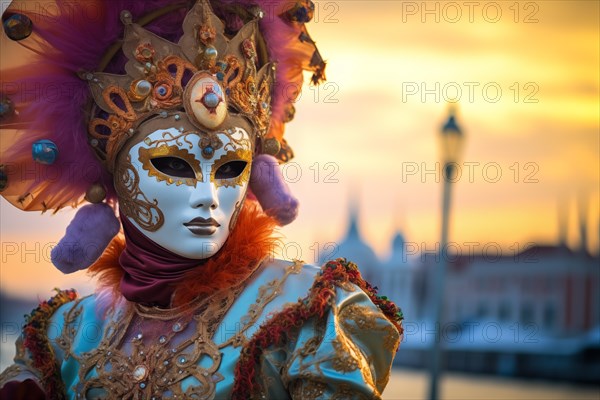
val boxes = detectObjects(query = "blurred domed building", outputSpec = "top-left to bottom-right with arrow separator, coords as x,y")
322,201 -> 381,285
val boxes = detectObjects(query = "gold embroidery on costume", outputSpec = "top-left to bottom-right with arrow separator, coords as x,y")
290,379 -> 328,400
56,298 -> 85,361
115,154 -> 165,231
331,383 -> 371,400
330,337 -> 359,373
70,286 -> 241,399
338,303 -> 399,390
297,321 -> 326,358
55,261 -> 303,399
338,303 -> 401,354
281,302 -> 385,397
223,260 -> 304,348
139,144 -> 203,186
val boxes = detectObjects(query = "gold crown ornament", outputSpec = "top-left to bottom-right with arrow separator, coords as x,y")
84,0 -> 275,173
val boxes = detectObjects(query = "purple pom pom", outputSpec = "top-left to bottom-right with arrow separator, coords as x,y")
250,154 -> 299,226
51,203 -> 120,274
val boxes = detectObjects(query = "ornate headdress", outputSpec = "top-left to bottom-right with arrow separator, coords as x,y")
0,0 -> 325,271
86,2 -> 276,173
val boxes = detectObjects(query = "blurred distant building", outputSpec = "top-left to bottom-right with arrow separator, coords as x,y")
322,201 -> 381,284
325,203 -> 600,382
441,245 -> 598,337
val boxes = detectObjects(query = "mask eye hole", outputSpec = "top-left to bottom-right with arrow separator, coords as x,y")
150,157 -> 196,179
215,160 -> 247,179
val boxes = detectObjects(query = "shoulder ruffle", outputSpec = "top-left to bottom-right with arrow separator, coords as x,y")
231,258 -> 403,398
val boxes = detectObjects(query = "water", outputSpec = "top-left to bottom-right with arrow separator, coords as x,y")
383,368 -> 600,400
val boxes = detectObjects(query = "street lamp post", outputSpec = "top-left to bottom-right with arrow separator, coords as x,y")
428,106 -> 465,400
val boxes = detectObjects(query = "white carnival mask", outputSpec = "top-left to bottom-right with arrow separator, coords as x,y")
114,115 -> 252,259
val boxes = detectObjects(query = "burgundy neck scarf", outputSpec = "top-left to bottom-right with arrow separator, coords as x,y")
119,215 -> 202,307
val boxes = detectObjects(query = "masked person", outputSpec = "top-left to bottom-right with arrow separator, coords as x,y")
0,1 -> 403,398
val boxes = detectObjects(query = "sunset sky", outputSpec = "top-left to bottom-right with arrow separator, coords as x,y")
1,0 -> 598,299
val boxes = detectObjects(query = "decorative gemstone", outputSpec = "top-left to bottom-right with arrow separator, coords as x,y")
198,25 -> 216,45
135,332 -> 143,340
133,365 -> 148,382
242,39 -> 256,59
163,360 -> 169,366
85,184 -> 106,204
172,322 -> 183,332
90,138 -> 99,147
140,382 -> 146,389
185,73 -> 227,129
129,80 -> 152,101
0,94 -> 15,120
31,139 -> 58,165
204,46 -> 218,60
179,357 -> 187,364
3,13 -> 33,41
159,335 -> 167,344
174,114 -> 181,121
202,146 -> 214,157
262,138 -> 281,156
248,82 -> 257,94
201,91 -> 220,109
261,101 -> 269,110
154,83 -> 172,100
250,6 -> 265,19
216,61 -> 227,71
144,138 -> 152,145
120,10 -> 132,24
216,72 -> 225,81
160,111 -> 168,118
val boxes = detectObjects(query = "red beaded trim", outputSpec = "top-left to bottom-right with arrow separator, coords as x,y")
22,288 -> 78,400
